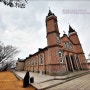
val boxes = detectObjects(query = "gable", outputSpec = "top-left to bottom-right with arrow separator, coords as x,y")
60,34 -> 75,51
61,34 -> 73,45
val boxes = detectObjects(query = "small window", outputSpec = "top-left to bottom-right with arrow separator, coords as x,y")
40,55 -> 43,65
34,59 -> 37,66
64,42 -> 72,50
64,42 -> 67,48
66,42 -> 69,48
68,43 -> 72,50
59,51 -> 63,63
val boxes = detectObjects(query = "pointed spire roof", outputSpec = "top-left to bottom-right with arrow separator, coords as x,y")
46,9 -> 57,22
48,9 -> 55,16
69,25 -> 75,33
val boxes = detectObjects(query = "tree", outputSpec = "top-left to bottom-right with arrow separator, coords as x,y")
0,0 -> 28,8
0,42 -> 19,71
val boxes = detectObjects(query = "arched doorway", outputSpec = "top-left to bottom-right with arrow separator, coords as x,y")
65,55 -> 73,71
70,55 -> 78,70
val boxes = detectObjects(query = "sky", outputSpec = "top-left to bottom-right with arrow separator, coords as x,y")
0,0 -> 90,60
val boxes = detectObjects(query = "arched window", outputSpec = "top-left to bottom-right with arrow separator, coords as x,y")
64,42 -> 67,48
59,51 -> 63,63
40,55 -> 43,65
34,59 -> 37,66
68,43 -> 72,50
64,41 -> 73,50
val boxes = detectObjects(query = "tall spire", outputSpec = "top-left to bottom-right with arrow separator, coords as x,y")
47,9 -> 55,16
69,25 -> 75,33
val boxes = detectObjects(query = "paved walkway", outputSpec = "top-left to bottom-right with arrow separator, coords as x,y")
14,71 -> 55,83
14,70 -> 90,90
46,74 -> 90,90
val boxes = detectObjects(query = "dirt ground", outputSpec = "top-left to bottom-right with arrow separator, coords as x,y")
0,71 -> 36,90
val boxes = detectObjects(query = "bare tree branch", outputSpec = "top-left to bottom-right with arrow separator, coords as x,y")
0,42 -> 19,71
0,0 -> 28,8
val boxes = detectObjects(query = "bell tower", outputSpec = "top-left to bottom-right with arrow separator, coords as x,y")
45,10 -> 62,75
68,25 -> 88,69
46,10 -> 60,47
68,25 -> 83,53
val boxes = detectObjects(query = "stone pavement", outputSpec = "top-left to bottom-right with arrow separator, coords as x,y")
14,71 -> 55,83
46,74 -> 90,90
15,71 -> 62,89
14,70 -> 90,90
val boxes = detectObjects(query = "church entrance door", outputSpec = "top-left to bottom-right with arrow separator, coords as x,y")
70,55 -> 78,70
65,55 -> 73,71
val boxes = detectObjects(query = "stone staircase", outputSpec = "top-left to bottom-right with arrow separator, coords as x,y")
54,70 -> 90,80
64,70 -> 90,81
36,70 -> 90,90
42,70 -> 90,90
14,70 -> 90,90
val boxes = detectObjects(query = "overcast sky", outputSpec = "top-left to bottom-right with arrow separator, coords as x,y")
0,0 -> 90,59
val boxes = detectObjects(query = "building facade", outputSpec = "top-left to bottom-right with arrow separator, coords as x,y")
16,58 -> 25,71
24,10 -> 88,75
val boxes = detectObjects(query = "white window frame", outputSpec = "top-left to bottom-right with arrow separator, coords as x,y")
40,55 -> 43,65
64,42 -> 67,48
59,51 -> 63,63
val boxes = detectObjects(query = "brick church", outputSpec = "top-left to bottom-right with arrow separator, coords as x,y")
24,10 -> 88,75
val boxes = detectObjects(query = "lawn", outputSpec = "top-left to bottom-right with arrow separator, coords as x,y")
0,71 -> 36,90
